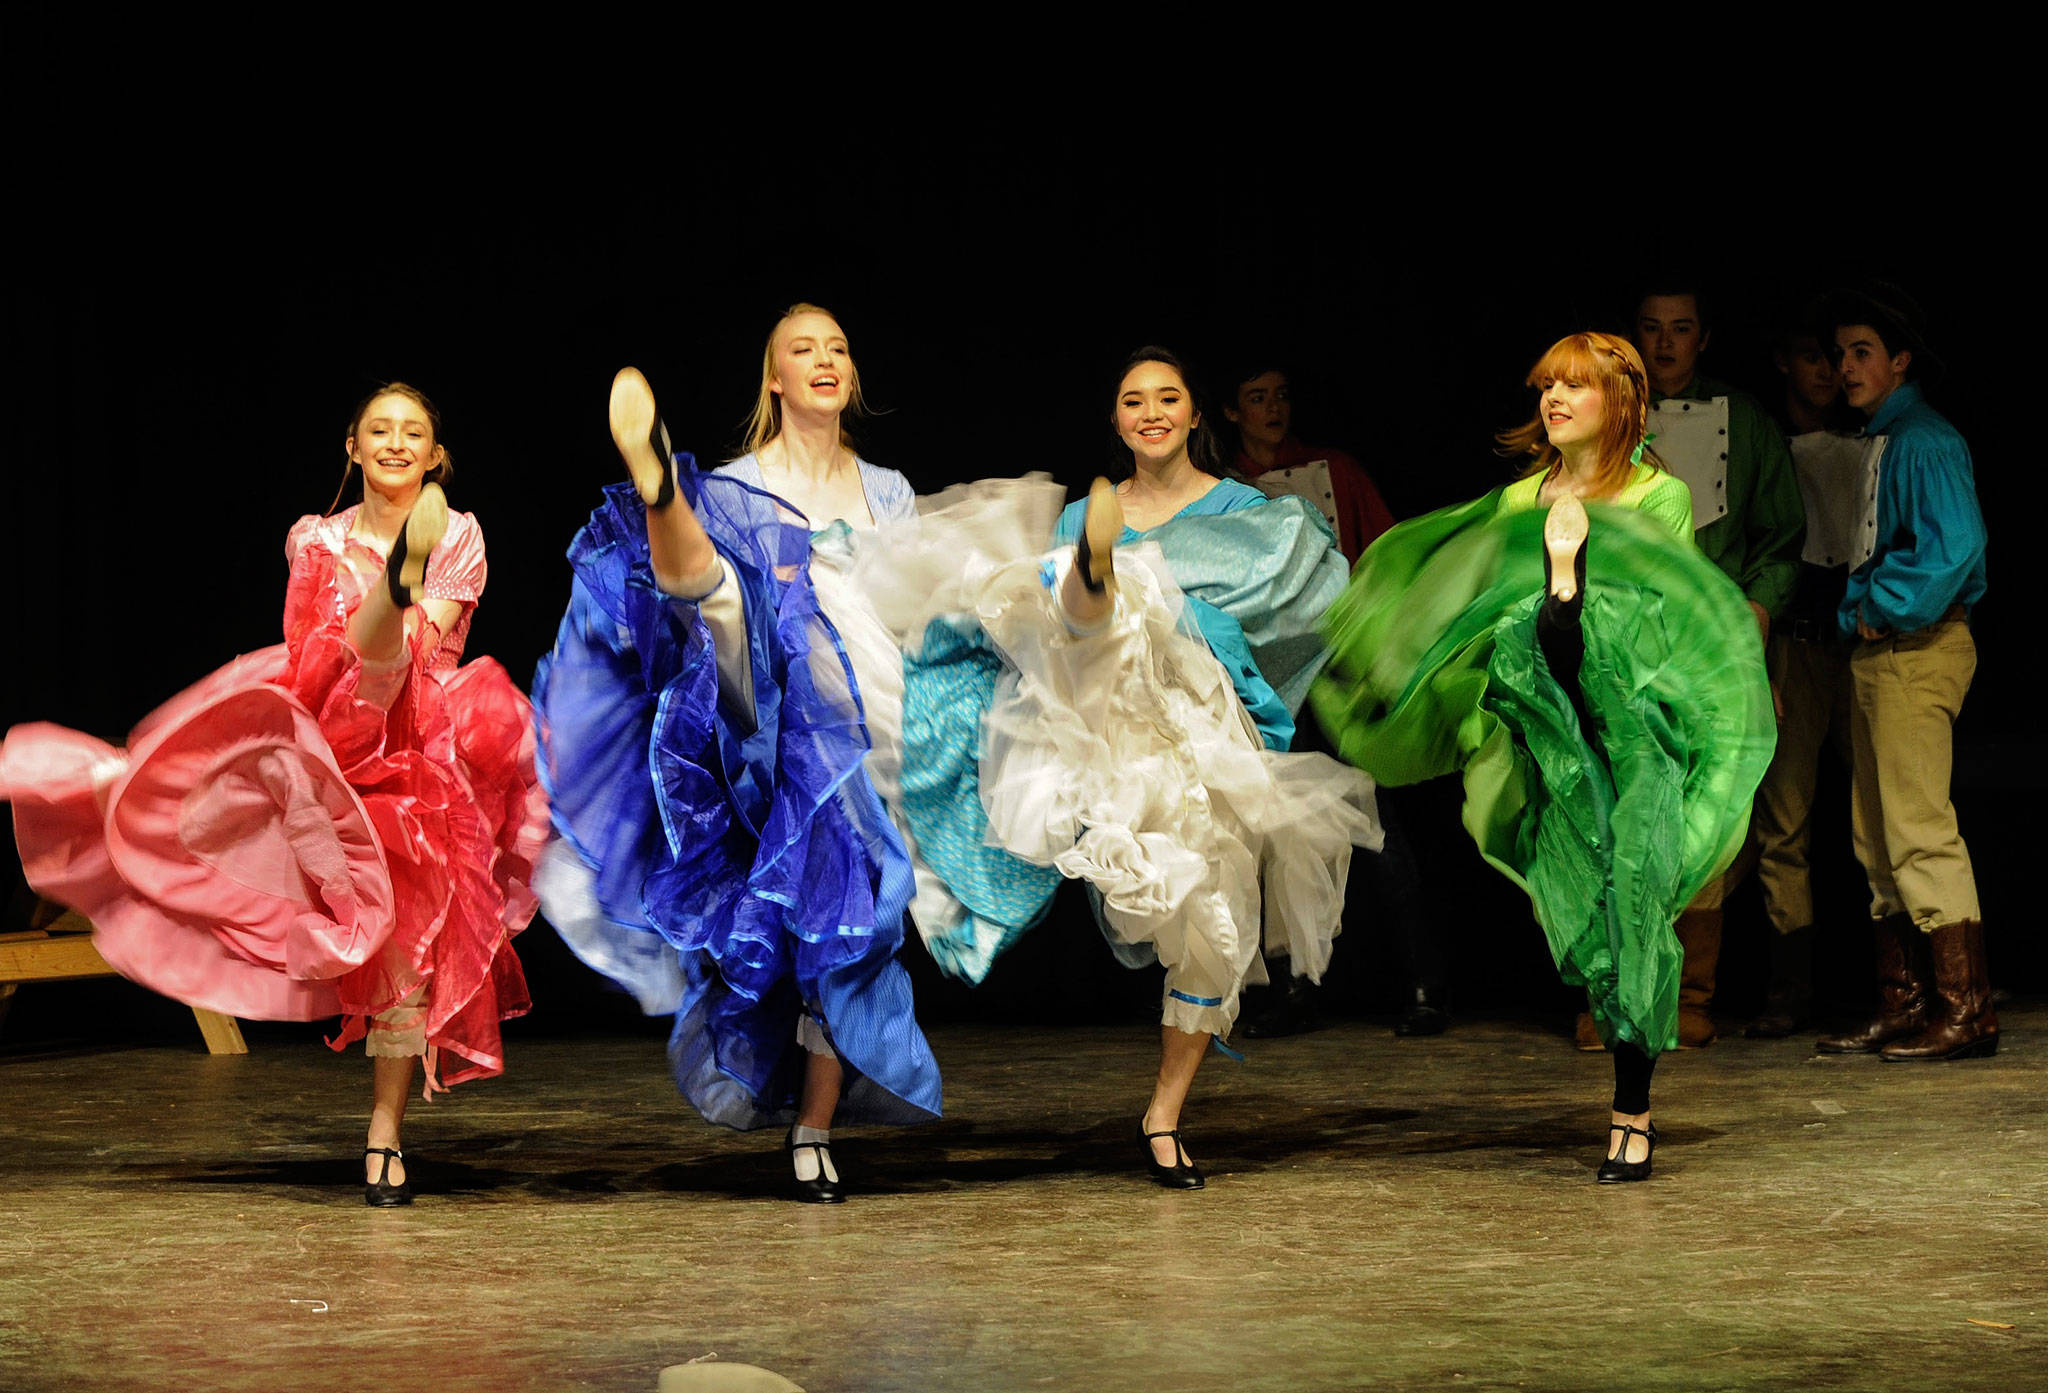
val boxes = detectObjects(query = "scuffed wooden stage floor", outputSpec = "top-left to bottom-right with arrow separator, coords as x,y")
2,1010 -> 2041,1392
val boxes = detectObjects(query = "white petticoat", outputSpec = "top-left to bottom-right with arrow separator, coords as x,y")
857,476 -> 1382,1037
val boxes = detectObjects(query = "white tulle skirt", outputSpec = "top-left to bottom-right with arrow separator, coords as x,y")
857,476 -> 1382,1037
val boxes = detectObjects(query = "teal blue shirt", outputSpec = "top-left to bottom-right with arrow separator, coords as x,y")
1840,382 -> 1987,634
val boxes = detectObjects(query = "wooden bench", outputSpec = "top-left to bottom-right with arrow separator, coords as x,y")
0,905 -> 247,1054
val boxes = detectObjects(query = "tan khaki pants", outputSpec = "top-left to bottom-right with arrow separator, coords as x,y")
1848,617 -> 1979,929
1750,632 -> 1855,931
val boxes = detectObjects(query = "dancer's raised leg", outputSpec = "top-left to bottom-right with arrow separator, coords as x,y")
1541,495 -> 1658,1181
611,367 -> 719,596
348,482 -> 448,665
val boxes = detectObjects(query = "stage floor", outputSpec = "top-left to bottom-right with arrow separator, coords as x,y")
2,1010 -> 2041,1392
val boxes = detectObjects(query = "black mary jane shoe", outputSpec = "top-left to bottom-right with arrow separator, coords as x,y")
364,1146 -> 413,1207
1595,1122 -> 1657,1185
1074,476 -> 1122,594
786,1129 -> 846,1205
1141,1125 -> 1206,1190
383,482 -> 448,609
609,366 -> 678,510
1542,493 -> 1590,610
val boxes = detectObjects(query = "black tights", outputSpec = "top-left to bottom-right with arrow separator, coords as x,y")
1540,581 -> 1656,1118
1612,1043 -> 1655,1115
1536,587 -> 1597,742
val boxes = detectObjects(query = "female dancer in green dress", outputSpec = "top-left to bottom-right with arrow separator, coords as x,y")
1313,332 -> 1774,1181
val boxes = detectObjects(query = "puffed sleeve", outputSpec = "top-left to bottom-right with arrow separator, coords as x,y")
284,513 -> 325,568
1642,476 -> 1696,542
1854,436 -> 1987,633
869,466 -> 918,523
424,511 -> 489,605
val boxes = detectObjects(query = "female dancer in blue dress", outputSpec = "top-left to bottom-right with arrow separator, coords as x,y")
859,347 -> 1380,1188
535,304 -> 938,1203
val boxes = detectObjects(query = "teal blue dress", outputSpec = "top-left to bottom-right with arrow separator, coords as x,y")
895,479 -> 1358,993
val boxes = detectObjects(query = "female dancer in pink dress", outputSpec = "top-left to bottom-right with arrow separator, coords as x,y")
0,384 -> 546,1205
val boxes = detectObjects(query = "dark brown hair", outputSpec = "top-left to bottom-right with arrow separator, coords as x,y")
327,381 -> 453,514
1112,345 -> 1225,475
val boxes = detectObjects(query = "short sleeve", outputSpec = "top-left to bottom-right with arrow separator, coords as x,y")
1051,499 -> 1085,546
1205,479 -> 1269,514
865,464 -> 918,523
423,511 -> 488,605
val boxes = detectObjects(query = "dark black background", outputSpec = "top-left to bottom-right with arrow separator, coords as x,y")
4,124 -> 2032,1050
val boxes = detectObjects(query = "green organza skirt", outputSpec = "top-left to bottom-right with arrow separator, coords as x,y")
1311,490 -> 1775,1055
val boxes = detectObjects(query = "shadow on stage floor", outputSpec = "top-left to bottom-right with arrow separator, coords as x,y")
2,1012 -> 2040,1393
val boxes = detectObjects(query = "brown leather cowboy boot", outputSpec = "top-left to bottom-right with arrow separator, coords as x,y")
1880,921 -> 1998,1061
1674,908 -> 1722,1047
1817,912 -> 1928,1052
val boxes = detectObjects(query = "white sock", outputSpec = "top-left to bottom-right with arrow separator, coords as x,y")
791,1125 -> 837,1183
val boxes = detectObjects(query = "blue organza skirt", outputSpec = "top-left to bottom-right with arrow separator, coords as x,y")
533,465 -> 939,1129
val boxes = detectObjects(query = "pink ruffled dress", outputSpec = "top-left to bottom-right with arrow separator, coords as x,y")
0,507 -> 547,1090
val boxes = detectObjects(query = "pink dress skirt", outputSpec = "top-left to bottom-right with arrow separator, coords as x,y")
0,508 -> 547,1089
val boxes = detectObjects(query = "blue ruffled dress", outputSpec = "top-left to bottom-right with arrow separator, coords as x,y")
532,458 -> 940,1130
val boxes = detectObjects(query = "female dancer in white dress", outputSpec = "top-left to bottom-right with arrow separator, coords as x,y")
854,347 -> 1381,1188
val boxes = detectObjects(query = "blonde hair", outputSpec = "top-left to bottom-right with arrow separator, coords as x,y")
739,302 -> 867,457
328,381 -> 452,514
1495,332 -> 1662,498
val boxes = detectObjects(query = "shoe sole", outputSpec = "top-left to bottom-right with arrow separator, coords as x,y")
1544,494 -> 1588,602
1879,1036 -> 1999,1062
610,366 -> 668,505
1082,477 -> 1123,588
396,484 -> 448,605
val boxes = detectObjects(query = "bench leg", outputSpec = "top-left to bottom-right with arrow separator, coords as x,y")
192,1009 -> 248,1055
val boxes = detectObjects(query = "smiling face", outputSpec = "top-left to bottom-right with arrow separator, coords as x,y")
768,310 -> 855,420
1227,370 -> 1292,452
1538,371 -> 1606,451
1635,294 -> 1709,396
346,391 -> 443,500
1116,360 -> 1201,466
1834,323 -> 1911,416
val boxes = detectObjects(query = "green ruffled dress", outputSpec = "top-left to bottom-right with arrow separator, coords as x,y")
1311,467 -> 1774,1055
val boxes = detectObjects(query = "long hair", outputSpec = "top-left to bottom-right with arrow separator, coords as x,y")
327,381 -> 453,514
1112,345 -> 1226,475
739,302 -> 868,458
1494,332 -> 1661,497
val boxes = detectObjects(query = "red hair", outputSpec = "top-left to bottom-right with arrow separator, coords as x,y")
1495,332 -> 1662,498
